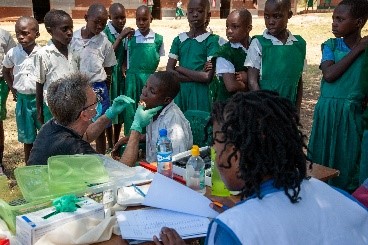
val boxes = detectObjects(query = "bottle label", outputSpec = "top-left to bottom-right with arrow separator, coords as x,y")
157,151 -> 172,163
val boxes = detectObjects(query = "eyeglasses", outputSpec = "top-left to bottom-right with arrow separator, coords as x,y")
82,96 -> 101,112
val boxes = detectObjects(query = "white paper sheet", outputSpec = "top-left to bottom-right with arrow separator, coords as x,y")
142,173 -> 219,218
116,209 -> 209,241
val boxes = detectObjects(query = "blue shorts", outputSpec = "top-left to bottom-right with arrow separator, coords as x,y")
16,93 -> 41,144
92,81 -> 111,128
0,78 -> 9,121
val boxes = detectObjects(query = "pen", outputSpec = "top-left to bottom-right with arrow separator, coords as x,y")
132,184 -> 146,197
212,201 -> 229,210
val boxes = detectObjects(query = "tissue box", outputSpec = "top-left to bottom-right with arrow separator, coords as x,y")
15,197 -> 104,245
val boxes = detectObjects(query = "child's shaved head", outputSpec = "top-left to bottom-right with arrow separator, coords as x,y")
266,0 -> 291,11
153,71 -> 180,99
136,5 -> 150,15
87,3 -> 108,17
109,3 -> 125,14
16,16 -> 39,32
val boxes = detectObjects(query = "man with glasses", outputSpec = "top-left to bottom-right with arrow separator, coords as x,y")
27,72 -> 160,165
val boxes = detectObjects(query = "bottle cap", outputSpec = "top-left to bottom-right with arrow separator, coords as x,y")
159,129 -> 168,137
191,145 -> 200,156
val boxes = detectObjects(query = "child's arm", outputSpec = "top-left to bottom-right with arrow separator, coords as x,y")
120,130 -> 141,167
166,57 -> 191,81
296,77 -> 303,115
112,27 -> 134,51
175,62 -> 215,83
247,67 -> 260,90
322,36 -> 368,82
223,72 -> 248,92
2,67 -> 16,101
104,66 -> 112,91
36,83 -> 44,124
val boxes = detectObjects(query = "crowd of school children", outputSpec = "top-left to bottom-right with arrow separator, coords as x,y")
0,0 -> 368,243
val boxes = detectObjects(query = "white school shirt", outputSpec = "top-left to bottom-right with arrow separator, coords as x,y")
216,42 -> 248,76
244,29 -> 301,79
0,28 -> 16,77
2,44 -> 41,94
71,28 -> 117,83
145,101 -> 193,163
207,178 -> 368,244
34,40 -> 79,102
107,21 -> 120,39
126,29 -> 165,70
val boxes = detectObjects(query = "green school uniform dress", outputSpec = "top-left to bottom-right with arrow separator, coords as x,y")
360,47 -> 368,185
255,35 -> 306,105
308,39 -> 368,192
169,32 -> 220,113
212,42 -> 248,102
124,32 -> 163,135
104,24 -> 126,124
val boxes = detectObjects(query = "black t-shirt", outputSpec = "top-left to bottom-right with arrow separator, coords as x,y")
27,119 -> 97,165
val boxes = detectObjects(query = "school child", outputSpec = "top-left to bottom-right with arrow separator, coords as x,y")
34,10 -> 78,125
244,0 -> 306,112
151,91 -> 368,245
213,9 -> 252,102
2,17 -> 41,163
0,28 -> 16,172
104,3 -> 134,148
71,4 -> 117,154
308,0 -> 368,192
112,71 -> 192,166
175,0 -> 185,20
166,0 -> 220,113
124,5 -> 165,136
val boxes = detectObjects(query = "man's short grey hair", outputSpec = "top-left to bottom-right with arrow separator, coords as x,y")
47,73 -> 90,126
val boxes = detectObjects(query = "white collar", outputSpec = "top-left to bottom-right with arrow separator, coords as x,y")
17,43 -> 41,55
178,32 -> 211,43
134,29 -> 155,38
74,28 -> 103,43
107,21 -> 119,37
262,29 -> 298,44
47,40 -> 71,56
154,101 -> 175,121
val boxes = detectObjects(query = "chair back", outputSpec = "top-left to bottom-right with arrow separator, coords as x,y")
184,110 -> 211,147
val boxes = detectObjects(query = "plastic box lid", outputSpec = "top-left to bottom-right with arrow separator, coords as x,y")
47,155 -> 109,186
14,165 -> 86,203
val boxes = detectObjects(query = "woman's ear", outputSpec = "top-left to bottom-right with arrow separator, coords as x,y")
356,18 -> 364,29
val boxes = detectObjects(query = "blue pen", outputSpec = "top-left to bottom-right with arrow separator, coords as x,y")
132,184 -> 146,197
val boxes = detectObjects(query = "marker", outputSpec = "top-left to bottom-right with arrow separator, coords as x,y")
212,201 -> 229,210
132,184 -> 146,197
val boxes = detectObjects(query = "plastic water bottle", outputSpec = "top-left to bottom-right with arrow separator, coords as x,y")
211,147 -> 230,196
186,145 -> 205,194
156,129 -> 173,179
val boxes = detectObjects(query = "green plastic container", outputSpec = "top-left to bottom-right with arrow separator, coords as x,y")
48,155 -> 109,187
0,197 -> 51,233
14,165 -> 86,202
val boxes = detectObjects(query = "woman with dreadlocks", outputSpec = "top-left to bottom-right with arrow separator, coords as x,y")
152,91 -> 368,245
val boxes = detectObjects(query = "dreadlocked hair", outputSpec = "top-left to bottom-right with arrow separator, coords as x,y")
210,90 -> 308,203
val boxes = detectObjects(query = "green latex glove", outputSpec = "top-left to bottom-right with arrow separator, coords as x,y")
105,95 -> 134,120
131,105 -> 163,133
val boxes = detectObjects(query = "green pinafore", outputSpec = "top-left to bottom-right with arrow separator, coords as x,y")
124,34 -> 163,135
212,42 -> 248,102
308,39 -> 368,191
173,33 -> 220,113
257,35 -> 306,105
104,26 -> 126,124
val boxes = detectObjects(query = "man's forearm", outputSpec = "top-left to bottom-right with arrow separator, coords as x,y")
120,130 -> 141,167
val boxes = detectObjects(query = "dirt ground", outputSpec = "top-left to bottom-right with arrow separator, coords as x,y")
0,13 -> 367,199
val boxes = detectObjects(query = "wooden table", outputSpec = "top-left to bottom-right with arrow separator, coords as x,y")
307,162 -> 340,182
97,162 -> 339,244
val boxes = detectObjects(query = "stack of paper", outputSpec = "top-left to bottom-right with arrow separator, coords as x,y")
117,209 -> 209,240
116,174 -> 219,241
